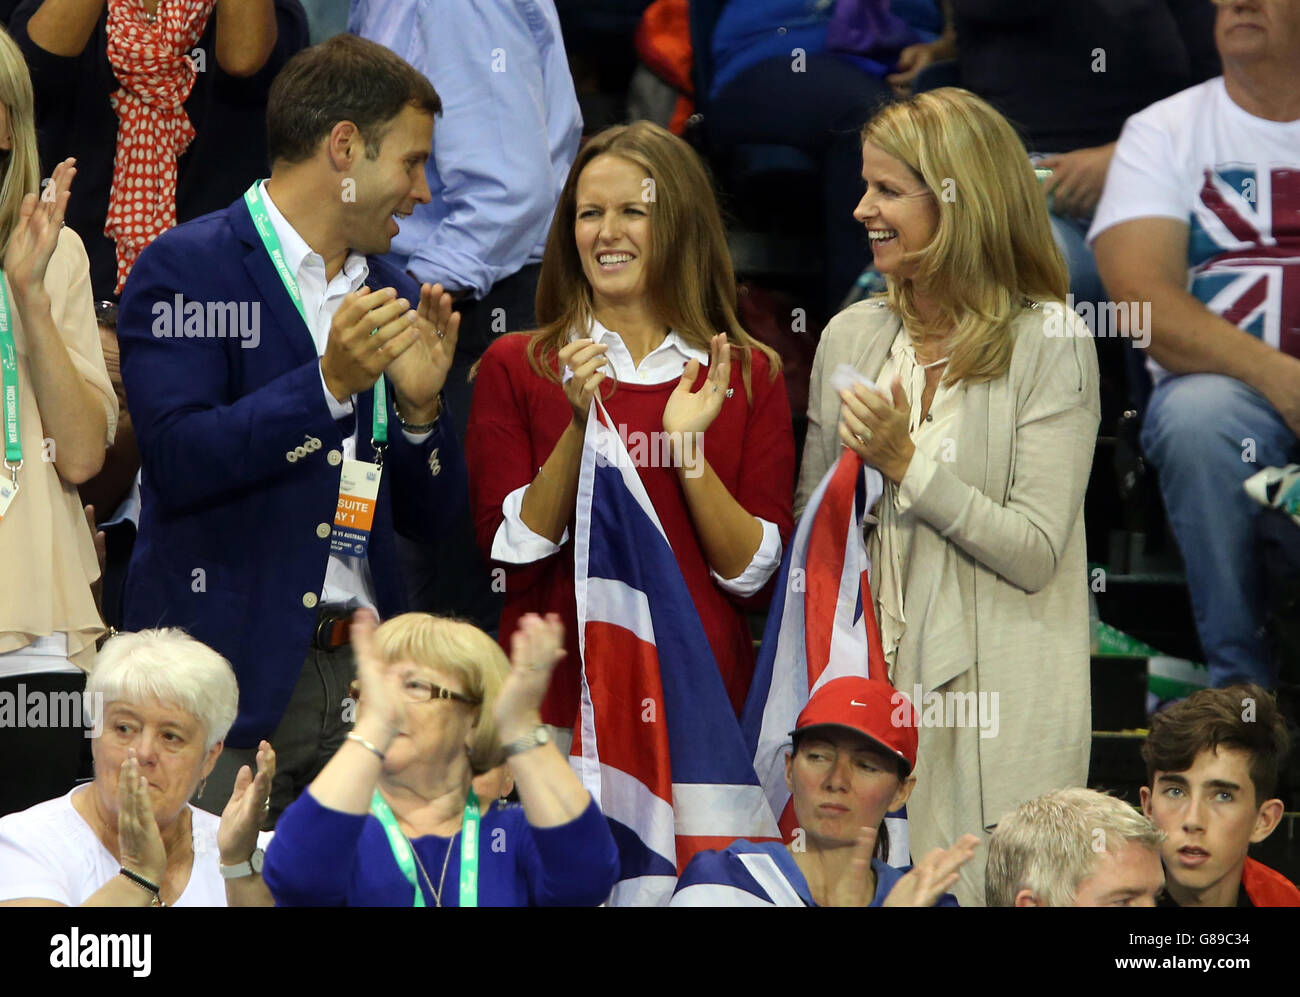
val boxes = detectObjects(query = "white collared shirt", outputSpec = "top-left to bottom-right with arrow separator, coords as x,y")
870,327 -> 965,666
259,180 -> 377,610
492,318 -> 782,596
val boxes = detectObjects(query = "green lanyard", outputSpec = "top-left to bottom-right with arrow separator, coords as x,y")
0,274 -> 21,487
242,181 -> 388,452
370,788 -> 481,907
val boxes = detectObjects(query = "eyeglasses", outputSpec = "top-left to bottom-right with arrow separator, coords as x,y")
401,677 -> 479,706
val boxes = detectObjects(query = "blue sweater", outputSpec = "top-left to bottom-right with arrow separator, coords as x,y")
710,0 -> 942,97
264,790 -> 619,907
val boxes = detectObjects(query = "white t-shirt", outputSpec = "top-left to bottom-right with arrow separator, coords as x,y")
1088,77 -> 1300,381
0,787 -> 271,906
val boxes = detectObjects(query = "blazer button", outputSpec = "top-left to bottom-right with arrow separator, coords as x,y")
286,451 -> 298,463
307,437 -> 322,451
428,447 -> 441,477
294,445 -> 309,459
302,592 -> 319,609
327,450 -> 342,466
316,522 -> 331,538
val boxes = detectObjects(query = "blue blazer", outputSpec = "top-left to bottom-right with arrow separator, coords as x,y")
117,197 -> 467,747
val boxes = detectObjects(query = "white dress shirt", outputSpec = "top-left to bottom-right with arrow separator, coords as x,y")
869,328 -> 966,666
491,318 -> 782,596
259,181 -> 384,610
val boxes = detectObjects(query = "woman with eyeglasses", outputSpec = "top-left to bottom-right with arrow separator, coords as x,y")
262,610 -> 619,907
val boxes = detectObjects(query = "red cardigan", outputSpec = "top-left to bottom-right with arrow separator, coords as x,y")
1242,856 -> 1300,906
467,333 -> 795,726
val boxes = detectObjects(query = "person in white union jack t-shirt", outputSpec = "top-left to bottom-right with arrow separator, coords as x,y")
1091,0 -> 1300,690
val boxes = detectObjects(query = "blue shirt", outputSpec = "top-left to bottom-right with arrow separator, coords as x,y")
349,0 -> 582,299
264,789 -> 620,906
709,0 -> 941,98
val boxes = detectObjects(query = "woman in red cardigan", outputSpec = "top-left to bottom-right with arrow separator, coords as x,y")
467,121 -> 795,734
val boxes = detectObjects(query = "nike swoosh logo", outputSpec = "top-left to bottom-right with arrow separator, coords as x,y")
849,700 -> 869,707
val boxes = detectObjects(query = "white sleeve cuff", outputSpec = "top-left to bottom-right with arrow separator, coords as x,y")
319,362 -> 355,421
490,484 -> 568,565
711,517 -> 782,596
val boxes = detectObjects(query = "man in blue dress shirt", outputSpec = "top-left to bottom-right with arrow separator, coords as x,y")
350,0 -> 582,628
118,35 -> 468,823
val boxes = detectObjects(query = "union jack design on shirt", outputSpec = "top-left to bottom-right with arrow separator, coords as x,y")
1189,165 -> 1300,358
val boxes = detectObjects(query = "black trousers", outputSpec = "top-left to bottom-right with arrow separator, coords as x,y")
0,671 -> 93,817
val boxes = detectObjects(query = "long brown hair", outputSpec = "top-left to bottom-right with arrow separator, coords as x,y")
526,121 -> 779,400
861,88 -> 1068,385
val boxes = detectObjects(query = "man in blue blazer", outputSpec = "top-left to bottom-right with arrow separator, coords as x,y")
118,35 -> 467,823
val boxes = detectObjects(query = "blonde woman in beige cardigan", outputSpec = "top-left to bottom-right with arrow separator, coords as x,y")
796,88 -> 1100,907
0,27 -> 117,816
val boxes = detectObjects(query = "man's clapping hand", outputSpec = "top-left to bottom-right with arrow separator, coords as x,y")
320,283 -> 458,417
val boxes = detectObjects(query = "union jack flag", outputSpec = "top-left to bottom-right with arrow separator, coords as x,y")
740,449 -> 910,864
571,400 -> 779,906
1189,165 -> 1300,358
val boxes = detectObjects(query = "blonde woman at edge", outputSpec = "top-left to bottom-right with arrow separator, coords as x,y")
0,26 -> 117,816
796,88 -> 1100,906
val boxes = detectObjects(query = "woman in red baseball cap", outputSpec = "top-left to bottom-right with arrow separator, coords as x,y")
670,677 -> 979,906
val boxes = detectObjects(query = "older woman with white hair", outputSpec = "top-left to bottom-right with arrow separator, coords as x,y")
263,610 -> 619,906
0,629 -> 274,907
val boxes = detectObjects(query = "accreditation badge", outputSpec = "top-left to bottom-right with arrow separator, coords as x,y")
331,460 -> 382,557
0,476 -> 16,522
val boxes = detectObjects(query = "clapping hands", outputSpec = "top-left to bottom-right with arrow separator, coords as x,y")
5,157 -> 75,301
494,613 -> 565,745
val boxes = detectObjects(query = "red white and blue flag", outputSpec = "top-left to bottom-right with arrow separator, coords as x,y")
740,449 -> 910,865
572,400 -> 780,906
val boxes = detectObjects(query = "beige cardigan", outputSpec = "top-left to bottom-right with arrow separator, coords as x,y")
0,227 -> 117,669
797,298 -> 1100,831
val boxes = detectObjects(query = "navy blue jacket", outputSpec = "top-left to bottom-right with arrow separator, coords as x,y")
118,197 -> 466,747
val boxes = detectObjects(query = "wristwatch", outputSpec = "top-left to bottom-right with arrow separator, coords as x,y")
219,847 -> 265,879
503,725 -> 550,759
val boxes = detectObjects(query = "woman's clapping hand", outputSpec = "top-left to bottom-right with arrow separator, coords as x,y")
494,613 -> 565,745
116,750 -> 166,885
882,834 -> 980,907
838,376 -> 915,485
560,338 -> 610,427
4,156 -> 75,300
349,609 -> 409,748
218,741 -> 275,866
662,333 -> 731,437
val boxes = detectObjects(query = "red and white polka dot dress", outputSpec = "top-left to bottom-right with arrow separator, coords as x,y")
104,0 -> 218,293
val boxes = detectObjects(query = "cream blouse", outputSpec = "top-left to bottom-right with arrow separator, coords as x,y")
0,227 -> 118,669
868,327 -> 965,670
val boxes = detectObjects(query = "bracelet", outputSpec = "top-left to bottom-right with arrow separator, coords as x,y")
394,396 -> 441,433
346,731 -> 387,762
119,867 -> 163,906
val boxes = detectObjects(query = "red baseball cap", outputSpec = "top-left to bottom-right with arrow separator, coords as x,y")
789,676 -> 918,774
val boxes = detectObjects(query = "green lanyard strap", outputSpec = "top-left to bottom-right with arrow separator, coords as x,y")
370,788 -> 481,907
0,274 -> 22,486
242,181 -> 388,456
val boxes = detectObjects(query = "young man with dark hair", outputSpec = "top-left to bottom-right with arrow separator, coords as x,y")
1141,683 -> 1300,906
118,34 -> 466,827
